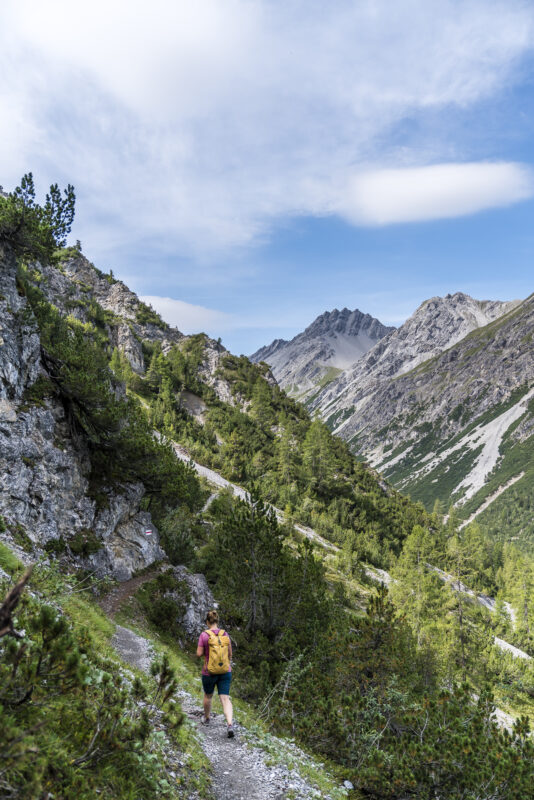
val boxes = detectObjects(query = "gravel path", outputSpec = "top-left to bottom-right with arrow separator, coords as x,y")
170,441 -> 339,554
112,624 -> 335,800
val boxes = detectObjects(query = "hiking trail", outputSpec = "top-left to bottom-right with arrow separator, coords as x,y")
103,579 -> 343,800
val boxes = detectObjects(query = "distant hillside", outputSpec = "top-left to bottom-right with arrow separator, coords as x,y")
307,292 -> 534,549
251,307 -> 393,401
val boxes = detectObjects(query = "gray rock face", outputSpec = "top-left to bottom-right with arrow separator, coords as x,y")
251,307 -> 393,399
87,484 -> 165,581
0,248 -> 41,404
172,565 -> 215,637
304,292 -> 534,515
311,293 -> 518,438
0,246 -> 163,580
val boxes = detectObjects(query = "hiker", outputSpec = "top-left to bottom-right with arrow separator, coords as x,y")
196,609 -> 234,738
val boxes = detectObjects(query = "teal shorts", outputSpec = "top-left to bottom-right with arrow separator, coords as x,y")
202,672 -> 232,696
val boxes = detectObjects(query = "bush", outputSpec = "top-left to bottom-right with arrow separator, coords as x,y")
68,529 -> 102,557
158,507 -> 199,566
136,571 -> 190,636
136,301 -> 168,329
19,375 -> 55,412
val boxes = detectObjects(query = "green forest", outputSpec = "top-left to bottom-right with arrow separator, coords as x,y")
2,178 -> 534,799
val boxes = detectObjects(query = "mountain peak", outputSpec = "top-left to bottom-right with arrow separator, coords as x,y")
251,306 -> 393,398
310,291 -> 520,439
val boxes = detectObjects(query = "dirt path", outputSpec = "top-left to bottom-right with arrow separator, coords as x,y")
102,573 -> 335,800
112,624 -> 332,800
98,568 -> 161,617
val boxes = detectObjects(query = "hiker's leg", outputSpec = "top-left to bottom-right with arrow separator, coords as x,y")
219,693 -> 233,725
203,692 -> 213,721
201,675 -> 216,721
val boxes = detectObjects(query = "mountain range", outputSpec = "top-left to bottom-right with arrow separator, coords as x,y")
251,307 -> 393,401
254,292 -> 534,549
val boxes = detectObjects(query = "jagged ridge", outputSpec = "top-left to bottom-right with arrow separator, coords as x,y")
251,306 -> 393,399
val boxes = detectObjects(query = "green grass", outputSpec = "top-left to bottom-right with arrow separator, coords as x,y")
0,540 -> 24,574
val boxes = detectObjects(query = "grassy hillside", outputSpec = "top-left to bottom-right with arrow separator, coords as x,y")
3,181 -> 534,799
0,547 -> 211,800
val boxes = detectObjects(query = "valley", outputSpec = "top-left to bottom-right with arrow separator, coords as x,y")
1,183 -> 534,799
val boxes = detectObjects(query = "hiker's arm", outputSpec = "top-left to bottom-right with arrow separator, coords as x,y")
196,644 -> 204,657
196,633 -> 205,658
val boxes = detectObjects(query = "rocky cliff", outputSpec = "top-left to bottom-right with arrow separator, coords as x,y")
0,246 -> 168,579
251,307 -> 393,400
309,292 -> 534,540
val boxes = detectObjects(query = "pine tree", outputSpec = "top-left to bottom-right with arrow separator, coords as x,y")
391,525 -> 443,649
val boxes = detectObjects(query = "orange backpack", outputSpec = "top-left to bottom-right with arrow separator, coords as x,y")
205,629 -> 231,674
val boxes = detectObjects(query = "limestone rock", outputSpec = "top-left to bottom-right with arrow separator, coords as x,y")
0,247 -> 164,580
251,307 -> 393,399
171,565 -> 215,637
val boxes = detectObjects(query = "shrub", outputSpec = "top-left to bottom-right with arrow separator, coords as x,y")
136,301 -> 168,329
68,529 -> 102,557
158,507 -> 199,566
136,571 -> 190,636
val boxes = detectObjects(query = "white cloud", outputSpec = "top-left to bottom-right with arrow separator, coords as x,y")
339,162 -> 534,225
140,296 -> 234,335
1,0 -> 534,256
141,295 -> 329,338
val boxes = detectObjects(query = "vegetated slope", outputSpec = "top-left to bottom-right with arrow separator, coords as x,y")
3,178 -> 534,800
307,293 -> 534,542
251,307 -> 393,401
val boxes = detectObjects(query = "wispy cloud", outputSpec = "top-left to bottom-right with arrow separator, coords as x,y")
1,0 -> 533,259
339,162 -> 534,225
140,296 -> 234,335
141,295 -> 323,337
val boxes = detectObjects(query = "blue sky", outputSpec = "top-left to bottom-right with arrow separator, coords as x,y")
1,0 -> 534,355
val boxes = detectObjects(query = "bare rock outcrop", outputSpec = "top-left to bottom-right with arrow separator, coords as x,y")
171,565 -> 215,637
0,246 -> 164,580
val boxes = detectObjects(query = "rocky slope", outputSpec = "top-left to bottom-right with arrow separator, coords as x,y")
0,246 -> 168,578
251,307 -> 393,400
311,293 -> 517,429
38,253 -> 239,405
309,292 -> 534,542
